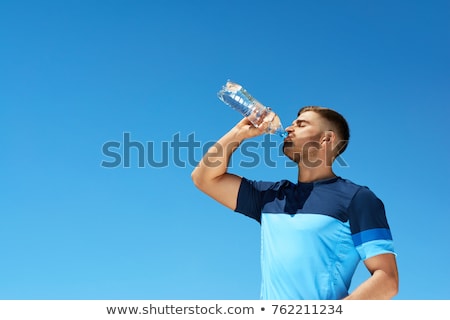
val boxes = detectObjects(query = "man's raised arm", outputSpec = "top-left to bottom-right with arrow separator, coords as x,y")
191,118 -> 266,210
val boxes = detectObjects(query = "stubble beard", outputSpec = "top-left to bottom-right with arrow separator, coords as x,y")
283,141 -> 301,164
283,139 -> 323,167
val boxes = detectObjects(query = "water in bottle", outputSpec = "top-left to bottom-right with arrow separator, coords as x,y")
217,81 -> 288,138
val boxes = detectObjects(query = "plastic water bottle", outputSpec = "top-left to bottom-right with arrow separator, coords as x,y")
217,81 -> 288,138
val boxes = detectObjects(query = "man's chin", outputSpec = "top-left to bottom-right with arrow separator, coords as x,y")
283,141 -> 293,149
282,143 -> 300,163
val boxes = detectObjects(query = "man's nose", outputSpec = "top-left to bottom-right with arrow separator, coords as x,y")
285,125 -> 294,132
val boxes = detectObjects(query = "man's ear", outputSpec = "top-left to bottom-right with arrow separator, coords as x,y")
321,130 -> 335,143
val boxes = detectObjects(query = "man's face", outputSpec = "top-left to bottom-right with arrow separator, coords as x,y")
282,111 -> 327,164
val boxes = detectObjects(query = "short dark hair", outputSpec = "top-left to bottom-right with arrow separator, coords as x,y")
298,106 -> 350,155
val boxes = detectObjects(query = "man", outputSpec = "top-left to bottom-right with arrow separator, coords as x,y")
191,106 -> 399,300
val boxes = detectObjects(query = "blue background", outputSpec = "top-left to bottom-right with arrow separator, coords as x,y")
1,0 -> 449,299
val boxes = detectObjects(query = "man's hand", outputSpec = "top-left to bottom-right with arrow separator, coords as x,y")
232,116 -> 268,140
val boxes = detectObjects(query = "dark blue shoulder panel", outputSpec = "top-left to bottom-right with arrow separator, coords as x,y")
348,186 -> 391,235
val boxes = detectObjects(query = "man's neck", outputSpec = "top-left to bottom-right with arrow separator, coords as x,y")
297,163 -> 336,183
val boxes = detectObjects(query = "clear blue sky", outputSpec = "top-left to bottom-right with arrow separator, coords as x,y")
1,0 -> 449,299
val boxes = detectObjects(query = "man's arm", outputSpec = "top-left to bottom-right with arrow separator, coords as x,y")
191,118 -> 266,210
344,253 -> 399,300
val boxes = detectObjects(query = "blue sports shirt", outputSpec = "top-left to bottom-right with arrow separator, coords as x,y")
235,176 -> 395,300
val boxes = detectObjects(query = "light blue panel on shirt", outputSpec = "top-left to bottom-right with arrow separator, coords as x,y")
356,239 -> 396,260
260,212 -> 360,300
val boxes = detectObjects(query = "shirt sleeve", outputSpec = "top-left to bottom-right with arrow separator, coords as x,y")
235,178 -> 277,223
348,187 -> 396,260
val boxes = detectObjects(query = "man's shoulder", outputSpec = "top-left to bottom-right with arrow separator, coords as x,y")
313,177 -> 376,207
337,177 -> 378,194
335,176 -> 362,187
332,177 -> 370,193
